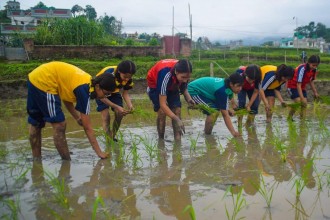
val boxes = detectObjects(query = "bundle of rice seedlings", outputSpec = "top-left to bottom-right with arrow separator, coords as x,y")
129,106 -> 149,118
234,108 -> 250,116
193,104 -> 217,114
317,95 -> 330,105
286,102 -> 302,110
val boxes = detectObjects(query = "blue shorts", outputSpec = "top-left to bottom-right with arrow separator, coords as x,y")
27,80 -> 65,128
264,89 -> 275,97
96,92 -> 123,112
148,88 -> 181,112
191,94 -> 218,115
287,88 -> 307,99
237,89 -> 260,114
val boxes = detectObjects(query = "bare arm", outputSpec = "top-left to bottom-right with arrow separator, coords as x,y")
246,89 -> 259,111
122,90 -> 133,111
100,97 -> 129,116
259,89 -> 270,111
309,81 -> 319,98
63,101 -> 82,125
297,83 -> 307,106
159,95 -> 177,120
182,89 -> 195,105
80,113 -> 109,159
274,89 -> 285,105
220,109 -> 240,137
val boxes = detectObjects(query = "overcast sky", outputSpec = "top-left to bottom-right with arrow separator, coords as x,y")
10,0 -> 330,42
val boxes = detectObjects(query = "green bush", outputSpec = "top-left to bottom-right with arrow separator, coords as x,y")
1,47 -> 330,81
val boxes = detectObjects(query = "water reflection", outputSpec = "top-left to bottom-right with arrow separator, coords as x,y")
231,126 -> 261,196
149,139 -> 192,220
287,120 -> 316,189
260,124 -> 292,183
0,99 -> 330,219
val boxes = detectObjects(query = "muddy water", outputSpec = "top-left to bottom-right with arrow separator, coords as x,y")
0,95 -> 329,220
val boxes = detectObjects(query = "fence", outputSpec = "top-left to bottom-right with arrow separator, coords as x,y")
0,47 -> 27,60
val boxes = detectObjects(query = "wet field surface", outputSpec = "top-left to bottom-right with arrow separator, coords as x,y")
0,96 -> 329,220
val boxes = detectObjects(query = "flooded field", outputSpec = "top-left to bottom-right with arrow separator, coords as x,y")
0,95 -> 329,220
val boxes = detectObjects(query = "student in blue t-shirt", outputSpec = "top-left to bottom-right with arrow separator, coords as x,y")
188,73 -> 244,137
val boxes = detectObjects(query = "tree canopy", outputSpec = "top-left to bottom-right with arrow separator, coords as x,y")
295,21 -> 330,42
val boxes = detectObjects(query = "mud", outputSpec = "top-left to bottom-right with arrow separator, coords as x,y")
0,97 -> 329,219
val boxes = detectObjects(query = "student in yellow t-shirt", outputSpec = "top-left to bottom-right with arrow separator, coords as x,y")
259,64 -> 294,123
95,60 -> 136,142
27,61 -> 116,160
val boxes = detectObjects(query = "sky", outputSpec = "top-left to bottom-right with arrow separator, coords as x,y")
7,0 -> 330,43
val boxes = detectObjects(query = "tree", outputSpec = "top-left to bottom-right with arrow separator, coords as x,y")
148,38 -> 159,46
71,4 -> 84,17
261,41 -> 273,47
32,2 -> 47,9
315,23 -> 327,38
98,14 -> 116,35
84,5 -> 97,21
138,32 -> 151,41
0,10 -> 10,23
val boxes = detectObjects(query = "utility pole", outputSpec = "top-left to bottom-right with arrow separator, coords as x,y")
172,6 -> 175,57
294,16 -> 298,55
189,3 -> 192,41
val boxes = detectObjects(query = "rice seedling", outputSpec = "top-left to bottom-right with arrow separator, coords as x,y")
44,170 -> 70,209
312,102 -> 329,137
141,136 -> 159,162
113,130 -> 126,164
0,144 -> 8,159
315,95 -> 330,105
286,102 -> 303,111
223,185 -> 247,220
182,204 -> 196,220
271,126 -> 288,162
286,197 -> 309,219
314,169 -> 327,191
129,106 -> 150,119
92,196 -> 110,220
0,194 -> 21,220
252,174 -> 277,208
189,132 -> 200,153
126,133 -> 142,169
189,104 -> 217,115
291,176 -> 307,199
234,108 -> 250,117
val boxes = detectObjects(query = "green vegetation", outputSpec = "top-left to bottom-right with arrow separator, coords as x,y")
1,47 -> 330,81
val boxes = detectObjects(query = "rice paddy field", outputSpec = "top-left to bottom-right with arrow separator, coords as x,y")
0,94 -> 329,220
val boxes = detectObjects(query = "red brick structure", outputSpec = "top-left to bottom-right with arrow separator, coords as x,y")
23,37 -> 192,60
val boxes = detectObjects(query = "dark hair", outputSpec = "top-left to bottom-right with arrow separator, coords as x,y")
114,60 -> 136,83
90,74 -> 116,99
305,55 -> 320,72
245,64 -> 261,81
307,55 -> 320,64
276,64 -> 294,80
225,73 -> 244,87
173,59 -> 193,74
116,60 -> 136,74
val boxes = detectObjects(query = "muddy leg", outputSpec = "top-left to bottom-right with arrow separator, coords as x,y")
29,125 -> 42,160
52,121 -> 71,160
237,115 -> 243,130
100,109 -> 111,141
157,109 -> 166,139
204,112 -> 219,135
112,110 -> 123,140
171,107 -> 182,141
245,114 -> 255,126
266,97 -> 275,123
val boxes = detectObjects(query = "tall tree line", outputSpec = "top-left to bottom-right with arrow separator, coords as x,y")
295,21 -> 330,42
